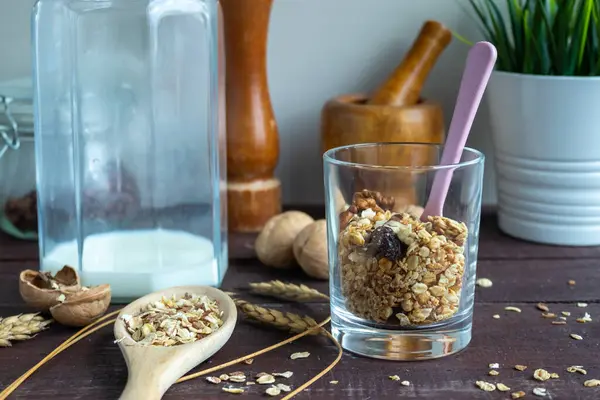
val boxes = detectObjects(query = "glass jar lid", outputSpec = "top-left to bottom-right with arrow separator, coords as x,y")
0,77 -> 33,160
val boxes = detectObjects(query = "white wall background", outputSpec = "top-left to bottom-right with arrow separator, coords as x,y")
0,0 -> 498,206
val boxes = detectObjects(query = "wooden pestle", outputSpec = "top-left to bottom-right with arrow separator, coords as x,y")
321,20 -> 452,211
221,0 -> 281,233
368,20 -> 452,106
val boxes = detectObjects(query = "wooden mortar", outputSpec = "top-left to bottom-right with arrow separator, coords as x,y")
221,0 -> 281,233
321,20 -> 452,208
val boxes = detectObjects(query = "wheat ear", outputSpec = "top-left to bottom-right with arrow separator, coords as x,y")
249,280 -> 329,302
234,299 -> 322,335
0,313 -> 53,347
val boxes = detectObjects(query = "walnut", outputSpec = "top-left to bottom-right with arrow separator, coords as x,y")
255,211 -> 315,268
49,284 -> 111,327
352,190 -> 395,211
293,220 -> 329,280
338,205 -> 357,231
19,266 -> 81,311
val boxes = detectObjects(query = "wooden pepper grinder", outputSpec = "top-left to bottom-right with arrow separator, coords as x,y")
221,0 -> 281,233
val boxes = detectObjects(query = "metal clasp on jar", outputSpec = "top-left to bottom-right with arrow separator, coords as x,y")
0,96 -> 20,159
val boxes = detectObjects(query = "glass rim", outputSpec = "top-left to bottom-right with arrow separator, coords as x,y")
323,142 -> 485,171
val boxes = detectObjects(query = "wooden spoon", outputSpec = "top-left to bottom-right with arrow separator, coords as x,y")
114,286 -> 237,400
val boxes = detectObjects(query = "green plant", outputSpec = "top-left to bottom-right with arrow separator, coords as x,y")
462,0 -> 600,76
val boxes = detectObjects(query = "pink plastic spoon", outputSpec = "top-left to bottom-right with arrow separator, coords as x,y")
421,41 -> 497,220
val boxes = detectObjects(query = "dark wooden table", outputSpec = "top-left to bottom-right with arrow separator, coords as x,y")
1,209 -> 599,399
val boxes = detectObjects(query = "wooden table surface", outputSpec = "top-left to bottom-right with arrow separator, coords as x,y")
1,209 -> 599,399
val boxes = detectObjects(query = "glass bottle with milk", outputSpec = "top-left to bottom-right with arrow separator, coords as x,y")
32,0 -> 226,302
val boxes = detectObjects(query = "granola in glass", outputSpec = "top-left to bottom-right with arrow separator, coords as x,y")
338,190 -> 468,326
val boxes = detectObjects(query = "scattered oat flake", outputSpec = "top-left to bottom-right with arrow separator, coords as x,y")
533,387 -> 547,397
534,369 -> 551,381
400,381 -> 410,386
515,365 -> 528,371
222,387 -> 244,394
567,366 -> 587,375
559,316 -> 567,321
568,280 -> 576,286
276,383 -> 292,392
206,376 -> 221,384
552,320 -> 567,325
493,314 -> 500,319
550,373 -> 559,379
489,363 -> 500,369
219,374 -> 229,381
537,303 -> 549,312
584,379 -> 600,387
330,380 -> 339,385
505,306 -> 522,313
497,383 -> 510,392
577,312 -> 592,323
290,351 -> 310,360
256,372 -> 268,378
265,386 -> 281,396
570,333 -> 584,340
229,375 -> 246,383
476,278 -> 493,288
389,375 -> 401,381
511,390 -> 526,399
243,358 -> 254,365
273,371 -> 293,379
257,374 -> 276,384
247,382 -> 255,386
578,302 -> 588,308
562,311 -> 571,316
542,312 -> 556,318
475,381 -> 496,392
489,370 -> 499,376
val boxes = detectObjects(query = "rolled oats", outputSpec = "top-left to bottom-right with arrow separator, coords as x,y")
493,314 -> 500,319
337,191 -> 468,325
504,306 -> 522,313
514,365 -> 528,371
497,383 -> 510,392
570,333 -> 584,340
290,351 -> 310,360
276,383 -> 292,392
400,381 -> 410,386
476,278 -> 493,288
257,374 -> 276,384
533,387 -> 547,397
330,380 -> 339,385
567,366 -> 587,375
222,387 -> 244,394
389,375 -> 401,381
121,293 -> 223,346
533,369 -> 551,381
265,386 -> 281,396
489,363 -> 500,369
475,381 -> 496,392
577,303 -> 588,308
488,370 -> 499,376
536,303 -> 549,312
584,379 -> 600,387
511,391 -> 526,399
577,312 -> 592,323
206,376 -> 221,384
273,371 -> 294,379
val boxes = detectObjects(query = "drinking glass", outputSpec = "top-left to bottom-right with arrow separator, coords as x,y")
324,142 -> 484,360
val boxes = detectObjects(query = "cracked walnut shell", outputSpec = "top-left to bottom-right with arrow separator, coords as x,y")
19,266 -> 81,311
293,219 -> 329,280
255,211 -> 315,268
49,284 -> 111,327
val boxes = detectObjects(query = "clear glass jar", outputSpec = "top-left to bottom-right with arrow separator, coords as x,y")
0,79 -> 38,240
324,143 -> 484,360
32,0 -> 226,302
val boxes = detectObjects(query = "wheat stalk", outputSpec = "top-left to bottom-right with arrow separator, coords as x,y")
249,280 -> 329,302
0,313 -> 53,347
234,299 -> 322,336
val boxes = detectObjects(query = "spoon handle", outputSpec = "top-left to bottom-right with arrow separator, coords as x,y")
421,41 -> 497,220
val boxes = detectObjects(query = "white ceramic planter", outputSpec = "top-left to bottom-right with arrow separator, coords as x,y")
487,71 -> 600,246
